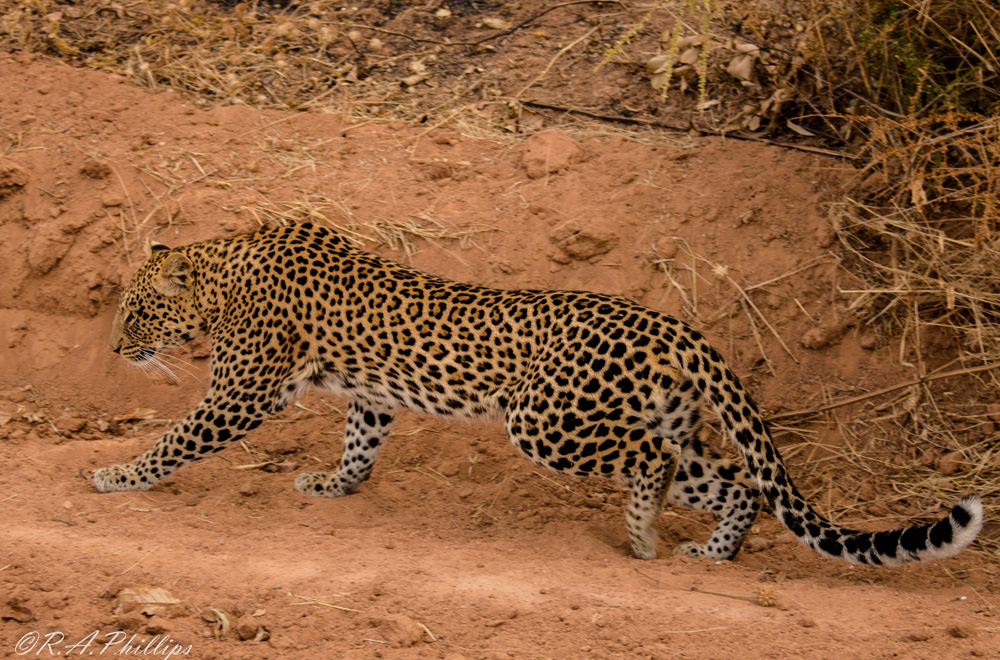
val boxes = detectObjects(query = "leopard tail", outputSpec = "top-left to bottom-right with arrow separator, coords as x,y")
667,327 -> 983,565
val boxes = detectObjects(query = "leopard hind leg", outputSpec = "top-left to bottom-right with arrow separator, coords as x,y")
668,433 -> 762,560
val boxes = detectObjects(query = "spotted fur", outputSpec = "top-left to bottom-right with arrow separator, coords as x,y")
95,223 -> 983,564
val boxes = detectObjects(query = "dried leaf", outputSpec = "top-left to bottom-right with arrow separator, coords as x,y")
112,408 -> 157,423
721,115 -> 746,132
2,604 -> 35,622
0,411 -> 11,427
645,54 -> 672,74
115,585 -> 185,617
695,99 -> 720,111
481,17 -> 511,30
726,53 -> 756,81
401,73 -> 428,87
786,120 -> 815,136
909,176 -> 928,205
678,47 -> 700,65
676,35 -> 702,49
22,411 -> 44,424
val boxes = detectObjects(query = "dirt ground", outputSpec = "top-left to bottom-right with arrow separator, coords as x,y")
1,53 -> 997,660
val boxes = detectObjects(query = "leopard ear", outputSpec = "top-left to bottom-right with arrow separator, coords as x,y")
155,252 -> 195,296
144,237 -> 170,260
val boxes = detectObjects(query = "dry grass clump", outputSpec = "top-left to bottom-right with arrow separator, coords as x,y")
1,0 -> 361,108
821,0 -> 1000,362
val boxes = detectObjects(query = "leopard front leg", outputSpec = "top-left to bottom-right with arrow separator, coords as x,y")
295,397 -> 396,497
93,397 -> 265,492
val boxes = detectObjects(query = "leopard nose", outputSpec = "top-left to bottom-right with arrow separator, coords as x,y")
111,345 -> 121,354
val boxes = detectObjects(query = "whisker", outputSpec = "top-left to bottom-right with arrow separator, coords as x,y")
156,353 -> 204,382
132,354 -> 180,385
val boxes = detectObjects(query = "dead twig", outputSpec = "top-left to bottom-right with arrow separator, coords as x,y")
769,361 -> 1000,422
521,101 -> 857,159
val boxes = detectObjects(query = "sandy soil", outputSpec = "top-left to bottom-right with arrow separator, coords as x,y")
1,54 -> 997,659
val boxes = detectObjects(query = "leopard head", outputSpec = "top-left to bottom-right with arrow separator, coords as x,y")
110,239 -> 208,371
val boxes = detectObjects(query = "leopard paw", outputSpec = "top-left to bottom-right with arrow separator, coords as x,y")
672,542 -> 705,559
294,471 -> 353,497
93,464 -> 153,493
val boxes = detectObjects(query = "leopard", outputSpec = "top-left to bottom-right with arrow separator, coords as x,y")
94,223 -> 983,565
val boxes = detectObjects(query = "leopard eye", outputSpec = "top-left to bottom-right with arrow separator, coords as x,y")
123,309 -> 135,325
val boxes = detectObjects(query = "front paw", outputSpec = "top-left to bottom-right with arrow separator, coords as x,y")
93,464 -> 153,493
294,471 -> 352,497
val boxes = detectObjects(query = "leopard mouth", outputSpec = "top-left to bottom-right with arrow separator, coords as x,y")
121,346 -> 157,363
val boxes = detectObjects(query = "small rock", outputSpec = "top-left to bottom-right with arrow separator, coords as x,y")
858,330 -> 878,350
986,403 -> 1000,424
429,130 -> 461,146
947,625 -> 974,639
937,450 -> 970,476
798,618 -> 817,628
116,612 -> 146,632
551,225 -> 618,261
906,631 -> 932,642
144,616 -> 174,635
55,416 -> 87,434
422,161 -> 452,181
816,221 -> 837,248
800,316 -> 855,350
436,460 -> 462,477
27,224 -> 74,274
268,435 -> 299,454
522,129 -> 584,179
81,158 -> 112,179
743,536 -> 775,553
377,614 -> 425,648
235,614 -> 261,641
653,237 -> 679,259
0,158 -> 29,199
269,636 -> 295,650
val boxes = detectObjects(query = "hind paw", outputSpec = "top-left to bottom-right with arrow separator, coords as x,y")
672,542 -> 705,558
93,464 -> 152,493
